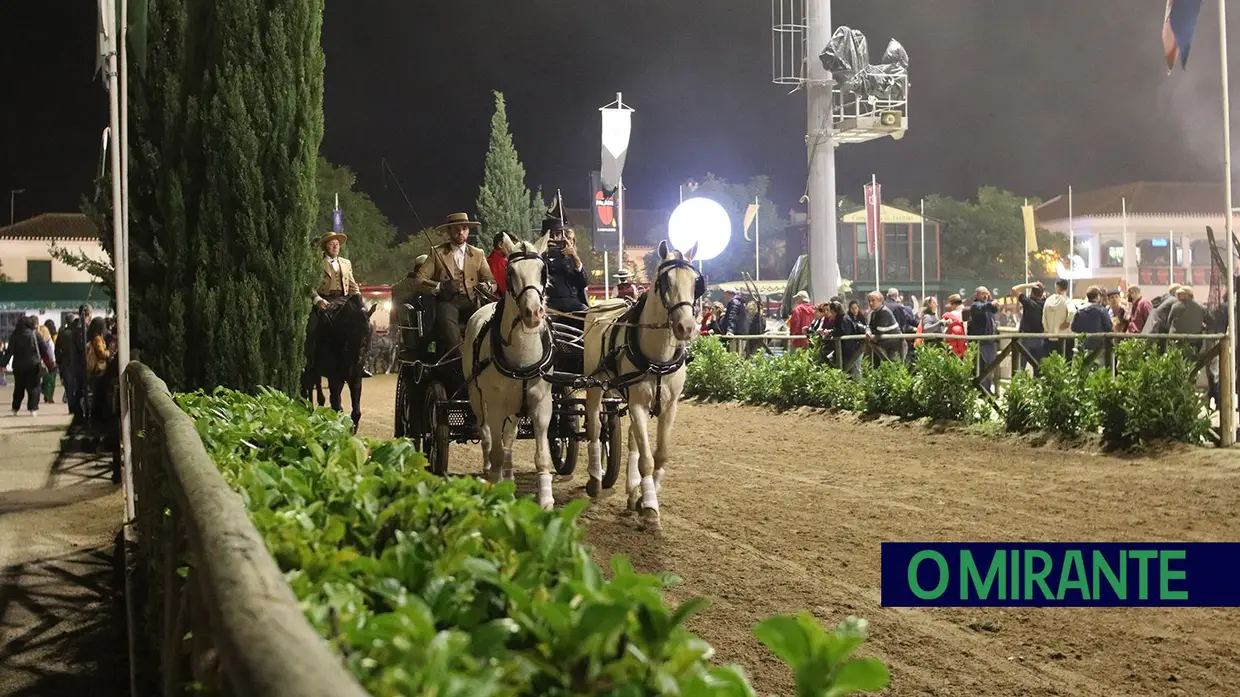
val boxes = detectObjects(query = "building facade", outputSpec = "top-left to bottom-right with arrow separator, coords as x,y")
0,213 -> 111,337
1035,182 -> 1240,297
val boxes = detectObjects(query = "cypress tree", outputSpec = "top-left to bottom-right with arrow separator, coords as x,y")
117,0 -> 324,392
477,91 -> 538,240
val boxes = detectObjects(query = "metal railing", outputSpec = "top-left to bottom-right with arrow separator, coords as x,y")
124,362 -> 367,697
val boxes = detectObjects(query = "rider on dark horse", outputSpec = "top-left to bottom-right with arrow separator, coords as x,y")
305,231 -> 374,424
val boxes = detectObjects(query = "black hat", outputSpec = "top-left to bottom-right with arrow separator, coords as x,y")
542,189 -> 571,233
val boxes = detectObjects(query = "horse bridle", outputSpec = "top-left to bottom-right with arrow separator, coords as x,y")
500,249 -> 550,345
653,257 -> 707,319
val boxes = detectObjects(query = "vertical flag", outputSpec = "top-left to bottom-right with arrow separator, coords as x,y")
1022,203 -> 1038,253
600,106 -> 632,196
1163,0 -> 1204,72
332,193 -> 343,232
864,182 -> 883,254
743,202 -> 760,241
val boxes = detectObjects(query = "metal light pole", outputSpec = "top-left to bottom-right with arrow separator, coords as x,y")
1219,0 -> 1236,446
8,189 -> 25,227
805,0 -> 839,302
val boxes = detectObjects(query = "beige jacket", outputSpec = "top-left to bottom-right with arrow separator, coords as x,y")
313,255 -> 361,305
414,242 -> 495,300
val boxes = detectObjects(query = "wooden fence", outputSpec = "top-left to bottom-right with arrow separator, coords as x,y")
707,331 -> 1235,444
124,362 -> 367,697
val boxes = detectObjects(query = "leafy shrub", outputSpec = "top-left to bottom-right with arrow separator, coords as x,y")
1032,353 -> 1096,437
176,387 -> 889,697
912,345 -> 976,422
1002,371 -> 1040,434
1091,341 -> 1210,448
686,336 -> 745,401
861,360 -> 916,417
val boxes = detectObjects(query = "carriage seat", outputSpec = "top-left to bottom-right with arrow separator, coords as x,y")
395,293 -> 441,360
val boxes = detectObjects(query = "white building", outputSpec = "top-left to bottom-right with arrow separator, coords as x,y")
1035,182 -> 1240,299
0,213 -> 111,337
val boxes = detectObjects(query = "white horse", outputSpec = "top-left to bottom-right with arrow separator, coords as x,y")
582,240 -> 701,528
462,233 -> 558,509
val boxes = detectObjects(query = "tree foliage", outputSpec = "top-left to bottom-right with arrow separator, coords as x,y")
107,0 -> 325,392
0,260 -> 7,283
923,187 -> 1066,280
477,91 -> 540,240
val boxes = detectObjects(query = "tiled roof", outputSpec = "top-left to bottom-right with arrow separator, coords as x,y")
0,213 -> 101,241
1035,182 -> 1233,222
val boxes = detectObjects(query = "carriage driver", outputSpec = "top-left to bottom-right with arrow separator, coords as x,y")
413,213 -> 497,349
310,231 -> 373,377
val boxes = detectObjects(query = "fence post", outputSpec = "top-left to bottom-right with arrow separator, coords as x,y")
1222,333 -> 1235,447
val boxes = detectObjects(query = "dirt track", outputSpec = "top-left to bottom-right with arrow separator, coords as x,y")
356,373 -> 1240,697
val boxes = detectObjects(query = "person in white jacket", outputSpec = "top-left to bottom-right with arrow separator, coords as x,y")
1041,279 -> 1076,361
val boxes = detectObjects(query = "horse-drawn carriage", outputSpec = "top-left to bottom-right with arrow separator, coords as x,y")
392,291 -> 625,488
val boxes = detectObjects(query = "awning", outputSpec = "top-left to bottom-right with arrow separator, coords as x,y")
0,282 -> 111,311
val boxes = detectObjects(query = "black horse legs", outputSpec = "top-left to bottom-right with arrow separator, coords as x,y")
327,374 -> 363,433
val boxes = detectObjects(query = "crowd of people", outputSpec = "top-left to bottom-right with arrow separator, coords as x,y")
1,304 -> 120,451
698,279 -> 1224,399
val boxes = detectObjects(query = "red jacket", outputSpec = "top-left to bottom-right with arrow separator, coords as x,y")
487,250 -> 508,296
1127,297 -> 1153,333
942,312 -> 967,358
788,303 -> 817,349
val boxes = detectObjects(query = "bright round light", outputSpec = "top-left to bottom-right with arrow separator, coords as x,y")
668,197 -> 731,261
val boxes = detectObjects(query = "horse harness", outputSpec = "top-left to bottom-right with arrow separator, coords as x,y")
598,257 -> 706,417
467,250 -> 555,418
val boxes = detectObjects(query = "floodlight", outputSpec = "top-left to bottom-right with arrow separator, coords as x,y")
668,197 -> 731,261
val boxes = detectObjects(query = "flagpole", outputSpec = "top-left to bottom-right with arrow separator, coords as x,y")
754,195 -> 761,281
920,198 -> 926,300
1122,196 -> 1131,289
618,177 -> 625,279
1024,198 -> 1030,283
1217,0 -> 1237,447
1169,229 -> 1175,284
1068,185 -> 1075,298
604,251 -> 610,299
872,174 -> 880,293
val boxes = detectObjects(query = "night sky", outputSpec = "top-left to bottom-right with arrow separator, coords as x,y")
2,1 -> 1238,235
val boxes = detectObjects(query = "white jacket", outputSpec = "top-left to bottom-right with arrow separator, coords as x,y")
1042,293 -> 1076,335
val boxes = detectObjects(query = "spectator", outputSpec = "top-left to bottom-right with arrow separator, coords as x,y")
1070,286 -> 1113,357
847,299 -> 867,325
1126,286 -> 1154,334
719,290 -> 746,336
486,233 -> 509,297
1041,279 -> 1075,361
1167,285 -> 1208,358
3,316 -> 55,416
830,300 -> 866,380
865,291 -> 903,363
39,319 -> 58,404
916,297 -> 942,350
968,287 -> 1000,393
1010,281 -> 1047,372
787,291 -> 816,350
1107,288 -> 1129,332
1143,283 -> 1181,334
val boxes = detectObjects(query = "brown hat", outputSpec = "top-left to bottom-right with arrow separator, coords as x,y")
436,212 -> 482,231
315,232 -> 347,249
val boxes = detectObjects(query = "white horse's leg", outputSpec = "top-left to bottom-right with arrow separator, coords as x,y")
627,402 -> 659,526
470,384 -> 496,480
501,416 -> 517,482
585,386 -> 604,498
652,397 -> 678,492
626,426 -> 640,504
532,391 -> 555,510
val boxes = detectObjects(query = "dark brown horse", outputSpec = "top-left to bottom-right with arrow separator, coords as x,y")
301,294 -> 376,432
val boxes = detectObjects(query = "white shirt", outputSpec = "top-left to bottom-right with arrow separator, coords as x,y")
1042,293 -> 1076,334
450,243 -> 466,272
328,256 -> 340,273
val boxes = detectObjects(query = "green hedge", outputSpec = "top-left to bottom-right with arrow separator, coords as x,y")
176,387 -> 889,697
686,336 -> 1210,448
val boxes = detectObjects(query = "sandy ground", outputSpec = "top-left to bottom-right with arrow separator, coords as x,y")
0,384 -> 127,697
354,372 -> 1240,697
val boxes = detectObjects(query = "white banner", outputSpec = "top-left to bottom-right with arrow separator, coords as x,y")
600,108 -> 631,194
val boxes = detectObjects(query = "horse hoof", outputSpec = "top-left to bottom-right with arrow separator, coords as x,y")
586,477 -> 601,498
627,487 -> 642,512
639,507 -> 662,531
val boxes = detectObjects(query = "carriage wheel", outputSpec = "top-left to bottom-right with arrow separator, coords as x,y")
550,415 -> 579,476
601,411 -> 622,490
394,367 -> 408,438
423,382 -> 450,476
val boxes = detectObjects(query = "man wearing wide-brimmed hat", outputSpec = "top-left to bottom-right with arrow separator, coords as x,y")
414,212 -> 496,348
614,268 -> 639,301
308,230 -> 369,377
